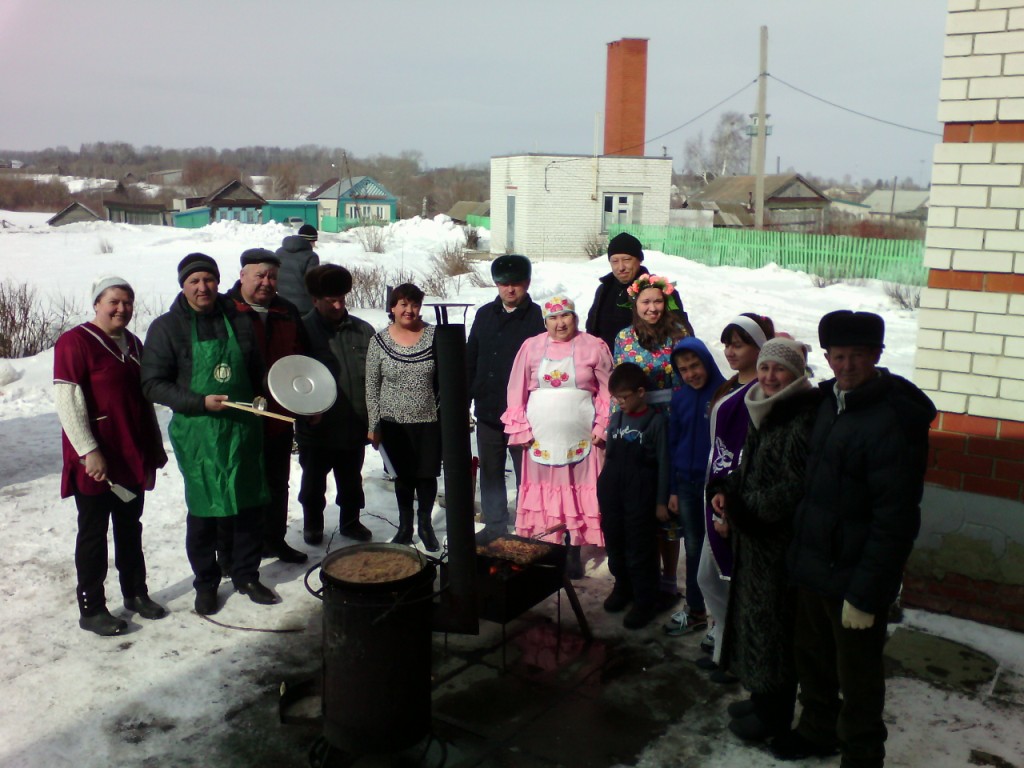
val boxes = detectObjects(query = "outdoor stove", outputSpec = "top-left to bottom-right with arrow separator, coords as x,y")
470,533 -> 591,665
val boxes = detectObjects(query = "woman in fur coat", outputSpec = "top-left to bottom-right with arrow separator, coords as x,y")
709,337 -> 821,743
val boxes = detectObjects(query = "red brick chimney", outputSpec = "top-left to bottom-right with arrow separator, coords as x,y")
604,38 -> 648,156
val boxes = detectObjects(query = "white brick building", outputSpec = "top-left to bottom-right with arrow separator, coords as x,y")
489,154 -> 672,262
907,0 -> 1024,632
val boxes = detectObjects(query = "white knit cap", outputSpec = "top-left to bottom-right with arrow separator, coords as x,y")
91,276 -> 132,304
757,338 -> 807,378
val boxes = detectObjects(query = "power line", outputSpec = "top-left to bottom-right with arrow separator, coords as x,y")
768,74 -> 942,137
610,78 -> 757,156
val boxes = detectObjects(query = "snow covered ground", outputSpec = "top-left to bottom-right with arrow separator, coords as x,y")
1,211 -> 1022,767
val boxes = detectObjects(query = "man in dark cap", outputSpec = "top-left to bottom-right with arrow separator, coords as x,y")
142,253 -> 279,614
227,248 -> 311,564
585,232 -> 693,350
276,223 -> 320,314
773,310 -> 935,767
296,264 -> 376,544
467,254 -> 544,542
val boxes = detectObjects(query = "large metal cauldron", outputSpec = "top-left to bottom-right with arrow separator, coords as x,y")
315,543 -> 437,754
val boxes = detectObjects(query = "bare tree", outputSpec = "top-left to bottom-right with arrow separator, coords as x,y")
683,111 -> 751,182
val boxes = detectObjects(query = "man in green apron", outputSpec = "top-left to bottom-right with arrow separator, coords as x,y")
141,253 -> 277,616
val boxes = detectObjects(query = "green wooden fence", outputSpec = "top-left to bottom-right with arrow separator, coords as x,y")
466,214 -> 490,229
610,225 -> 928,285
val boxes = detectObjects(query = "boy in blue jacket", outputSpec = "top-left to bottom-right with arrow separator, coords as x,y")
664,337 -> 726,634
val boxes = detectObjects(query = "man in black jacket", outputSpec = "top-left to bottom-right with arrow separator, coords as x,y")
141,253 -> 278,615
276,223 -> 320,314
773,310 -> 935,768
466,255 -> 544,543
297,264 -> 376,545
584,232 -> 693,350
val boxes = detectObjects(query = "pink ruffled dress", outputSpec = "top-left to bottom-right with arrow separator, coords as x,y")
502,331 -> 613,546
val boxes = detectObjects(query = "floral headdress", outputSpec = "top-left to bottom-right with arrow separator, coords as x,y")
627,275 -> 681,314
542,295 -> 576,320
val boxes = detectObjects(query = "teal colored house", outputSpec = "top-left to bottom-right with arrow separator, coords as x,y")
308,176 -> 398,233
173,180 -> 267,228
262,200 -> 319,226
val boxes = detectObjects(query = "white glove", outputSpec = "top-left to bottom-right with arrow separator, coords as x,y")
841,600 -> 875,630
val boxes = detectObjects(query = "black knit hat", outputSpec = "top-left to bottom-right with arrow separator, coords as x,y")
177,253 -> 220,286
607,232 -> 644,261
307,264 -> 353,297
818,310 -> 885,350
490,254 -> 531,284
239,248 -> 281,267
298,223 -> 318,241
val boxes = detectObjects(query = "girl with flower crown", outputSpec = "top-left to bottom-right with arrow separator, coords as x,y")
611,272 -> 691,610
502,295 -> 613,578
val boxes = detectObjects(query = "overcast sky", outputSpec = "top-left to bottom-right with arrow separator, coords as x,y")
1,0 -> 946,183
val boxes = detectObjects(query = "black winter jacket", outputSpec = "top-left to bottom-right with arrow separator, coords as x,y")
466,295 -> 544,427
297,308 -> 375,450
584,266 -> 694,351
141,294 -> 264,415
788,369 -> 935,613
275,235 -> 319,314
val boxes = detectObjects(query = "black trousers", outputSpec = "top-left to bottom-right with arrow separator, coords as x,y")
597,465 -> 659,608
74,490 -> 147,616
476,420 -> 524,533
262,430 -> 295,547
298,444 -> 366,533
793,587 -> 889,768
186,506 -> 263,591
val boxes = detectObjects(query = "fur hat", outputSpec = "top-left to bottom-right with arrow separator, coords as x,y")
307,264 -> 353,297
298,223 -> 318,241
818,310 -> 885,349
607,232 -> 644,261
239,248 -> 281,268
490,254 -> 531,284
541,295 -> 576,320
177,253 -> 219,286
91,276 -> 132,304
757,338 -> 808,379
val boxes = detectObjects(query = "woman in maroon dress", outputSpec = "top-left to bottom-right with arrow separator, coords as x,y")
54,277 -> 168,636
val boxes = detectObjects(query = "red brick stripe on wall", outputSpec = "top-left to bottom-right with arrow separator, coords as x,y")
944,120 -> 1024,142
926,271 -> 1024,294
926,412 -> 1024,503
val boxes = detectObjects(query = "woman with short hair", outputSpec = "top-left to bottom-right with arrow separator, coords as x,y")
54,277 -> 168,636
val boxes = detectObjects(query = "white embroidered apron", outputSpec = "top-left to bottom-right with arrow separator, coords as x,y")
525,339 -> 593,466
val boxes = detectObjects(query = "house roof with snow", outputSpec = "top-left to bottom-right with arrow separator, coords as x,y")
47,201 -> 102,227
688,173 -> 830,209
860,189 -> 930,216
307,175 -> 396,202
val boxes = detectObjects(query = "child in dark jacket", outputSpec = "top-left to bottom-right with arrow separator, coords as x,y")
597,362 -> 671,630
663,337 -> 726,635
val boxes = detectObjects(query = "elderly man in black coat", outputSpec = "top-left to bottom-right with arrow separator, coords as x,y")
773,311 -> 935,768
466,254 -> 544,543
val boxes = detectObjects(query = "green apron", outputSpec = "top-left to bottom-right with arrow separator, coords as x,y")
169,312 -> 268,517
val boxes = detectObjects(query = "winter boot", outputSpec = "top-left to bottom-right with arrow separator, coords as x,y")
392,506 -> 414,545
417,509 -> 440,552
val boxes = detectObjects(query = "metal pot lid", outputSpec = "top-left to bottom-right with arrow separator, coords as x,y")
267,355 -> 337,415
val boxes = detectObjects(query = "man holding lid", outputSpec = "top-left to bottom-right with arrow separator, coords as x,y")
142,253 -> 278,615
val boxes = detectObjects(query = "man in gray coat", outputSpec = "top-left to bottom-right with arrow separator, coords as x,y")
276,223 -> 320,315
297,264 -> 375,544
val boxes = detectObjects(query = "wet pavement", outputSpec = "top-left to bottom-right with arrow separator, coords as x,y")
273,576 -> 1024,768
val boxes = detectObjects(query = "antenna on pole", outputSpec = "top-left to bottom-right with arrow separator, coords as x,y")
753,26 -> 769,230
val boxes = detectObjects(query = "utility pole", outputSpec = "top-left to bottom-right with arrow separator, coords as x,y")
753,26 -> 769,230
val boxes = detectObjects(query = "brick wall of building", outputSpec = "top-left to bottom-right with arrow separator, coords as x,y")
907,0 -> 1024,630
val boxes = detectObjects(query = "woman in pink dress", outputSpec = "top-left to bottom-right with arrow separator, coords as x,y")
502,295 -> 613,578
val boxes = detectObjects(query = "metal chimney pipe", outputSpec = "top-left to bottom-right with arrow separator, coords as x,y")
431,322 -> 480,634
